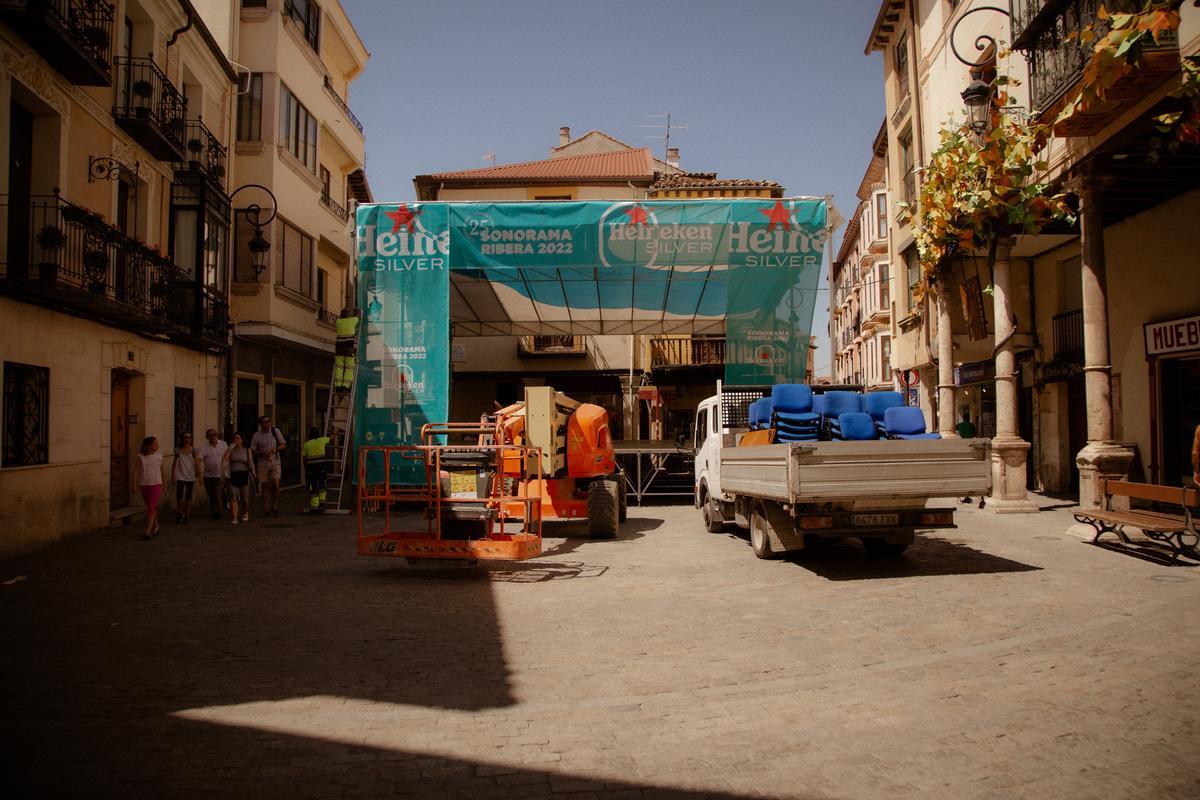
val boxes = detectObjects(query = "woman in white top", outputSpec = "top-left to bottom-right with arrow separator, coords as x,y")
172,432 -> 199,524
131,436 -> 166,539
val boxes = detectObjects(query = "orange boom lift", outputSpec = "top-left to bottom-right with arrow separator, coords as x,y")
356,387 -> 625,562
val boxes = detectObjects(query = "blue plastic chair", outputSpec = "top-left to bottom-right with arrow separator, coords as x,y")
747,401 -> 761,430
823,391 -> 865,439
864,391 -> 905,436
883,406 -> 942,440
812,394 -> 828,417
838,412 -> 879,441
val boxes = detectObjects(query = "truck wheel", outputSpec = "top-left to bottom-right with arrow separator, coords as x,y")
862,537 -> 908,556
749,503 -> 780,560
617,479 -> 628,522
587,479 -> 620,539
702,492 -> 724,533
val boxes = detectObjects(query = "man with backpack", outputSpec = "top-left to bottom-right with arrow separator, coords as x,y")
251,415 -> 287,517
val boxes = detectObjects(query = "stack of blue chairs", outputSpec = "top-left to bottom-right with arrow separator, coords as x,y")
822,391 -> 865,439
770,384 -> 820,442
883,406 -> 942,440
747,396 -> 773,430
864,391 -> 905,437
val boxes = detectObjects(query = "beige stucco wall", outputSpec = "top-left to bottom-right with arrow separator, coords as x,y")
0,301 -> 222,556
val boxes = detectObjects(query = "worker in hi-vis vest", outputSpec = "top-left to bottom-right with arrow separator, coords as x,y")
334,307 -> 360,390
302,427 -> 331,512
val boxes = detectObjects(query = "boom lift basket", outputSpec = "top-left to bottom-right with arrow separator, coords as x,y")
356,421 -> 544,561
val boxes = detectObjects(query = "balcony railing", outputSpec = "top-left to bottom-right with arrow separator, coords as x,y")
178,119 -> 227,189
0,0 -> 114,85
517,335 -> 587,357
0,194 -> 225,349
316,307 -> 337,327
1052,308 -> 1084,360
323,75 -> 364,135
1012,0 -> 1179,120
113,56 -> 188,161
319,191 -> 349,223
649,336 -> 726,369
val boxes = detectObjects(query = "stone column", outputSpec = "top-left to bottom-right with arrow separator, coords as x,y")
1073,171 -> 1133,508
935,278 -> 958,437
988,237 -> 1038,513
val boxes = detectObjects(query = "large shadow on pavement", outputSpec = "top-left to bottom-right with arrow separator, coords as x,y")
5,713 -> 821,799
0,508 -> 516,731
719,531 -> 1041,581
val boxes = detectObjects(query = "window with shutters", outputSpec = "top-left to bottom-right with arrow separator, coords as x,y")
236,73 -> 262,142
279,83 -> 317,172
274,217 -> 314,298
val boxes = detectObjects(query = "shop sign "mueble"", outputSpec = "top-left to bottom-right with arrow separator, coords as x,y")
1144,314 -> 1200,357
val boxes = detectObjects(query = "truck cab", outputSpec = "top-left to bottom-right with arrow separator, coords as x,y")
692,394 -> 725,531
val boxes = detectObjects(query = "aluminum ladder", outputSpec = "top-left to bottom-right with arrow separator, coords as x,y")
321,362 -> 357,514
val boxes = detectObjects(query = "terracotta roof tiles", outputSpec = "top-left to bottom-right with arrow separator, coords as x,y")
423,148 -> 656,181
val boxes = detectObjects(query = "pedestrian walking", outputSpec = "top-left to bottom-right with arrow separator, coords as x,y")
195,429 -> 228,519
132,436 -> 166,539
302,426 -> 331,513
223,432 -> 254,525
956,414 -> 977,439
250,415 -> 286,517
172,433 -> 198,523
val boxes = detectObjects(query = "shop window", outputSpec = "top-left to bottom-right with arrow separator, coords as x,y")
3,362 -> 49,467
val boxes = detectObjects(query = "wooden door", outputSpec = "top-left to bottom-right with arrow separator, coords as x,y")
110,373 -> 130,509
7,100 -> 33,277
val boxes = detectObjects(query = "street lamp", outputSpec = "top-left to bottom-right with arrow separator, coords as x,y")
228,183 -> 278,280
949,5 -> 1012,142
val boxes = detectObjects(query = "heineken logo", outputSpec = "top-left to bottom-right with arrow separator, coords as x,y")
599,200 -> 826,269
358,203 -> 448,270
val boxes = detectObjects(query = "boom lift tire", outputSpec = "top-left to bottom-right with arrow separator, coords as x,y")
749,502 -> 780,560
588,479 -> 620,539
702,490 -> 724,533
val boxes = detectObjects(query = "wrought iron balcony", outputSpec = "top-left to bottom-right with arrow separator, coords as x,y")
323,75 -> 364,135
177,119 -> 227,190
1052,308 -> 1083,360
649,336 -> 726,369
0,0 -> 113,85
1011,0 -> 1179,131
0,194 -> 226,350
319,191 -> 349,223
113,57 -> 188,161
517,335 -> 587,358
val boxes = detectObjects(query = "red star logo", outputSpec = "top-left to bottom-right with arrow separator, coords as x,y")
385,204 -> 422,234
623,205 -> 649,226
758,200 -> 792,231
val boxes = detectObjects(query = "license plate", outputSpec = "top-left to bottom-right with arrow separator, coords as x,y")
852,513 -> 900,527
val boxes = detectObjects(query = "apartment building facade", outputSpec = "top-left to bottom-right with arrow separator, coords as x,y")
1,0 -> 238,553
206,0 -> 370,487
831,125 -> 894,393
866,0 -> 1200,506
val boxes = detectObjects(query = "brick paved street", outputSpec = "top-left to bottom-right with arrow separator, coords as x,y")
3,492 -> 1199,799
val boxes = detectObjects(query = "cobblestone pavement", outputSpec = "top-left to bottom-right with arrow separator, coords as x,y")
2,491 -> 1199,799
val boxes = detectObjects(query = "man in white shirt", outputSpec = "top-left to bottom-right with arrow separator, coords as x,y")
250,415 -> 286,517
195,429 -> 228,519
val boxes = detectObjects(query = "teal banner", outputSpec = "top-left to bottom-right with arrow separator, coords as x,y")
356,198 -> 831,471
356,202 -> 450,484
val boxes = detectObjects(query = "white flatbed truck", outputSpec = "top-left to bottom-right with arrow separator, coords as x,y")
693,385 -> 993,558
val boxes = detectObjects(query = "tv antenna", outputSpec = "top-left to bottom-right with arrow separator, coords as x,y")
483,150 -> 496,167
638,113 -> 687,164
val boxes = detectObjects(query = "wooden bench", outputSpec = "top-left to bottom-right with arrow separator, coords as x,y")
1074,480 -> 1199,563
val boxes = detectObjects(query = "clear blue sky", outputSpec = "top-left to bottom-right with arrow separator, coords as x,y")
340,0 -> 884,374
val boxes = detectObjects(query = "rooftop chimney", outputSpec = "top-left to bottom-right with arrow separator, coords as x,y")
559,126 -> 571,147
666,146 -> 680,168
